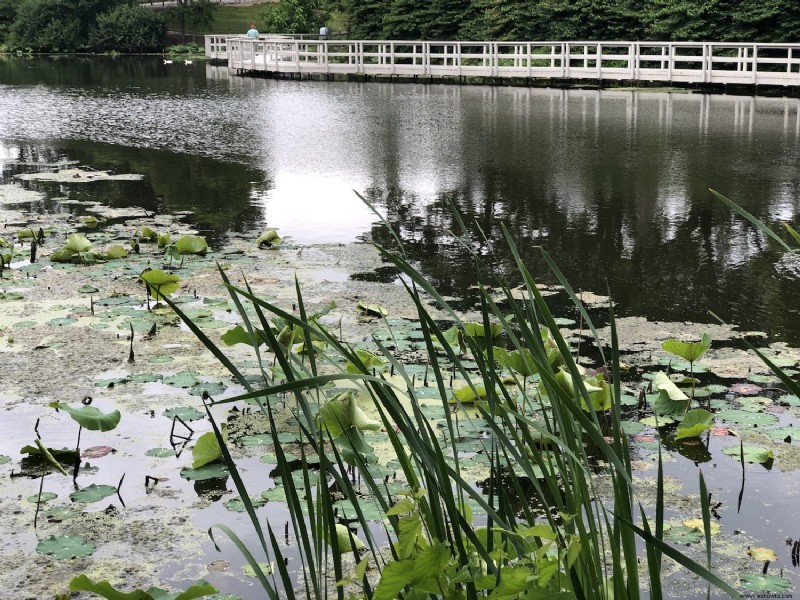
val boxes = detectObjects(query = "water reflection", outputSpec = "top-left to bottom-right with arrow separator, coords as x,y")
2,56 -> 800,340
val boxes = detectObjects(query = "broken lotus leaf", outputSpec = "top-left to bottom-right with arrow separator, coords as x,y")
739,573 -> 792,593
317,390 -> 381,438
722,445 -> 774,464
70,483 -> 117,503
50,248 -> 77,262
140,269 -> 180,301
675,408 -> 714,440
65,233 -> 92,254
748,547 -> 778,561
49,401 -> 121,432
36,535 -> 96,560
175,234 -> 208,255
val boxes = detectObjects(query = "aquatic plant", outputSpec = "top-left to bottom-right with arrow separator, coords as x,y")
162,202 -> 741,599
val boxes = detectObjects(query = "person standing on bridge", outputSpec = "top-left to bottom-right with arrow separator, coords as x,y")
246,23 -> 259,39
319,25 -> 329,40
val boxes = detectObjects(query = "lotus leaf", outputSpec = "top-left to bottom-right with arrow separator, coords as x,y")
82,216 -> 99,228
662,333 -> 711,363
69,574 -> 218,599
27,491 -> 58,503
180,463 -> 229,480
739,573 -> 792,592
639,415 -> 675,427
722,445 -> 774,464
157,232 -> 171,248
175,234 -> 208,255
70,484 -> 117,503
717,409 -> 778,427
50,248 -> 77,262
243,562 -> 274,578
0,291 -> 24,301
239,434 -> 273,446
192,428 -> 226,469
220,325 -> 261,347
43,505 -> 81,522
357,300 -> 388,317
50,401 -> 121,432
748,547 -> 778,561
675,409 -> 714,440
663,525 -> 703,545
78,284 -> 99,293
330,523 -> 365,555
652,372 -> 690,415
495,347 -> 538,376
81,445 -> 115,458
65,233 -> 92,254
146,447 -> 177,458
140,269 -> 180,300
462,321 -> 503,339
0,455 -> 10,464
104,245 -> 128,259
164,371 -> 201,388
37,535 -> 96,559
347,348 -> 387,374
224,495 -> 267,512
261,487 -> 287,501
140,226 -> 158,241
317,391 -> 381,437
450,384 -> 487,404
582,373 -> 612,412
682,518 -> 720,535
163,406 -> 205,421
256,229 -> 280,247
260,452 -> 299,464
48,317 -> 78,326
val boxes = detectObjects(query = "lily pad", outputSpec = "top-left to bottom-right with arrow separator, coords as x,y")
27,492 -> 58,504
0,455 -> 11,464
180,463 -> 229,481
78,284 -> 99,294
675,409 -> 714,440
36,534 -> 96,559
148,355 -> 175,364
81,446 -> 115,458
189,381 -> 228,397
242,562 -> 274,578
663,525 -> 703,545
716,409 -> 778,427
146,447 -> 177,458
163,406 -> 205,422
140,269 -> 180,300
164,371 -> 201,388
739,573 -> 792,593
748,547 -> 778,561
224,495 -> 267,512
175,234 -> 208,255
239,434 -> 273,446
43,505 -> 81,522
722,445 -> 774,464
70,484 -> 117,503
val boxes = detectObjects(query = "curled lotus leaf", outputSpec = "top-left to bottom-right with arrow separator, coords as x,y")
256,229 -> 281,247
49,401 -> 121,432
157,232 -> 171,248
675,408 -> 714,440
317,390 -> 381,438
50,248 -> 77,263
662,333 -> 711,363
140,226 -> 158,241
36,535 -> 96,560
346,349 -> 387,374
357,301 -> 388,318
140,268 -> 180,300
192,427 -> 227,469
330,523 -> 365,555
175,234 -> 208,255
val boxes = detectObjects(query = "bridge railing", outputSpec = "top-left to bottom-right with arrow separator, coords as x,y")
218,38 -> 800,86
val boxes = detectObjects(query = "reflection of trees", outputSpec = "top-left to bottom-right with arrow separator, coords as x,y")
366,89 -> 800,342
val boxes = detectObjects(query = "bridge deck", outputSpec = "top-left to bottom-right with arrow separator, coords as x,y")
205,37 -> 800,87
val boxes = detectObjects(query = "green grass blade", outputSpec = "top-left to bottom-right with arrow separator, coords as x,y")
710,188 -> 791,251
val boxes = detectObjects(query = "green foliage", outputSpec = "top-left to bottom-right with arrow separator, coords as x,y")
49,401 -> 121,432
175,234 -> 208,255
675,408 -> 714,440
140,268 -> 180,301
90,4 -> 166,53
37,535 -> 96,560
69,574 -> 218,599
662,334 -> 711,363
262,0 -> 326,34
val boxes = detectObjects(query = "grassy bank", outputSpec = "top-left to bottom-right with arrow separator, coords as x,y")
163,1 -> 275,36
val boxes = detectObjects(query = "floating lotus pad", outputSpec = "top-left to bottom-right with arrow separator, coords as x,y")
163,406 -> 205,421
36,534 -> 96,559
180,463 -> 229,480
17,168 -> 143,182
27,492 -> 58,504
70,484 -> 117,503
223,495 -> 267,512
739,573 -> 792,593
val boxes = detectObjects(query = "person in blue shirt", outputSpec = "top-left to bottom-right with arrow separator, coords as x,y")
246,23 -> 259,38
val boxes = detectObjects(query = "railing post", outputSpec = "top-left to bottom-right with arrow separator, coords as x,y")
597,43 -> 602,79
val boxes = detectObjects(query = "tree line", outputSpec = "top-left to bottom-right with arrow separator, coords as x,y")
1,0 -> 799,54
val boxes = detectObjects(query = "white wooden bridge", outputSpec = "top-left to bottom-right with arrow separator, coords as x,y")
205,36 -> 800,87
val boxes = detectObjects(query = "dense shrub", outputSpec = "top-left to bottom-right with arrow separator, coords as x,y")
90,4 -> 166,52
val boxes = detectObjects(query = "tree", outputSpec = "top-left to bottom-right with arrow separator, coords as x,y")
90,3 -> 166,52
10,0 -> 120,51
0,0 -> 17,48
170,0 -> 215,41
262,0 -> 327,34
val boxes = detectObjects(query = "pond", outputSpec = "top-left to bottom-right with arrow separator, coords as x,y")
1,54 -> 800,599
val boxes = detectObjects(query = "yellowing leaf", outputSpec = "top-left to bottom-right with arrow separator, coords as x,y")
683,519 -> 720,535
748,547 -> 778,561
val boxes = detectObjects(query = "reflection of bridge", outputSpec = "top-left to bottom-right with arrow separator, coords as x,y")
204,36 -> 800,87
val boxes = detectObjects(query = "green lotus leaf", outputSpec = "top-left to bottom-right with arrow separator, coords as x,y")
50,248 -> 77,262
739,573 -> 792,593
104,245 -> 128,259
140,269 -> 180,300
722,445 -> 774,464
346,349 -> 387,374
256,229 -> 280,247
716,409 -> 779,427
462,321 -> 503,339
449,384 -> 487,404
140,226 -> 158,241
640,415 -> 675,427
0,455 -> 10,464
82,216 -> 99,228
652,372 -> 690,415
65,233 -> 92,254
49,401 -> 121,432
175,234 -> 208,255
37,535 -> 96,560
330,523 -> 365,555
163,371 -> 200,388
0,291 -> 24,301
157,232 -> 171,248
663,525 -> 703,545
220,325 -> 261,347
189,381 -> 227,397
43,505 -> 81,522
78,284 -> 99,294
583,373 -> 612,412
146,447 -> 177,458
192,428 -> 226,469
70,484 -> 117,503
675,408 -> 714,440
180,463 -> 229,481
239,434 -> 273,446
662,333 -> 711,363
357,300 -> 388,317
243,563 -> 274,578
496,347 -> 538,376
317,390 -> 381,438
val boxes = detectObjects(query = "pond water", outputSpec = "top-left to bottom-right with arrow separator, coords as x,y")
2,55 -> 800,342
2,55 -> 800,599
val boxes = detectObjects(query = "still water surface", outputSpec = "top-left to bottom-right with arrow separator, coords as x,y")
2,55 -> 800,339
